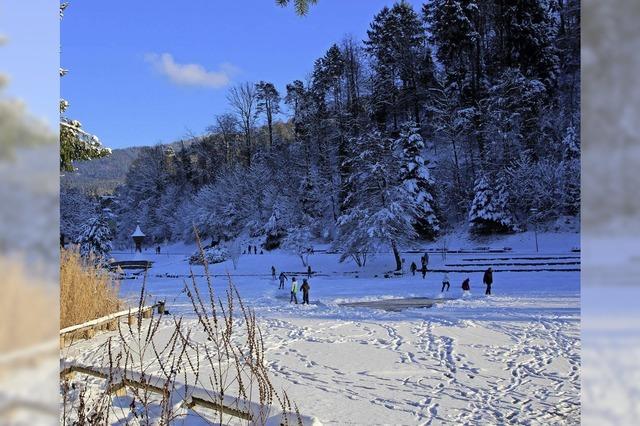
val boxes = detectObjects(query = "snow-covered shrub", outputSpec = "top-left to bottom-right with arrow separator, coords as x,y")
189,246 -> 229,265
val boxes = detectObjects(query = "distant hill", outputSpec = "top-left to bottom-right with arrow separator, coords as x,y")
61,146 -> 144,194
61,139 -> 195,194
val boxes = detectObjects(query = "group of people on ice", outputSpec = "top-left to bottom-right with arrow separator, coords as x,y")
445,267 -> 494,296
407,252 -> 494,296
409,252 -> 431,279
273,266 -> 313,305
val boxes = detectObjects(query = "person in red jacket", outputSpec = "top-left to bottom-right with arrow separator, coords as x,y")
461,278 -> 471,296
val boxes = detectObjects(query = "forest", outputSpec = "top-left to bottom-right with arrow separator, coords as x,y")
61,0 -> 580,270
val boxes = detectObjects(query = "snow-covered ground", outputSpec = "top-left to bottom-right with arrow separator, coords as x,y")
63,231 -> 580,424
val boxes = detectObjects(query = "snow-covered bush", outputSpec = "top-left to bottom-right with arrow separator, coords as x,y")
189,246 -> 229,265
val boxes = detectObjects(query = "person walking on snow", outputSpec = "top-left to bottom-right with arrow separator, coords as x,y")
441,273 -> 450,292
271,266 -> 276,280
301,278 -> 310,305
290,277 -> 299,304
410,262 -> 417,276
483,267 -> 493,295
307,265 -> 312,279
279,272 -> 288,290
461,278 -> 471,296
421,255 -> 427,279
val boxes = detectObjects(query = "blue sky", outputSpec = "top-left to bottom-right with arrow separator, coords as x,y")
62,0 -> 424,149
1,0 -> 59,129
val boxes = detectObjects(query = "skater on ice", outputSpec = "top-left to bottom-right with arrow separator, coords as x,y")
441,273 -> 450,292
307,265 -> 312,279
279,271 -> 288,290
301,278 -> 310,305
271,265 -> 276,280
462,278 -> 471,296
290,277 -> 299,304
483,267 -> 493,295
410,261 -> 417,276
421,255 -> 427,279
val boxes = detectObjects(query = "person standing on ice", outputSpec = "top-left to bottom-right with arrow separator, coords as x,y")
421,256 -> 427,279
410,261 -> 417,276
307,265 -> 312,279
279,272 -> 287,290
441,273 -> 450,292
271,266 -> 276,280
483,267 -> 493,295
301,278 -> 310,305
290,277 -> 299,304
461,277 -> 471,296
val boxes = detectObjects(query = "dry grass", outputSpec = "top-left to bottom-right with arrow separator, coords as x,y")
60,248 -> 122,329
0,257 -> 57,353
61,230 -> 302,425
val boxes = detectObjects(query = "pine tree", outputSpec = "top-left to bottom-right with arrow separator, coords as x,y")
76,215 -> 113,260
255,81 -> 281,146
396,122 -> 440,239
561,126 -> 580,215
468,173 -> 517,234
366,2 -> 428,127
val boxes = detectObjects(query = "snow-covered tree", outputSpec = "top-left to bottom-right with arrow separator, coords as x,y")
335,129 -> 416,270
396,122 -> 440,239
561,126 -> 580,215
282,226 -> 314,266
75,215 -> 112,260
468,173 -> 517,235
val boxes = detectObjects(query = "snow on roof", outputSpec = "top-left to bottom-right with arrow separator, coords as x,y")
131,225 -> 146,237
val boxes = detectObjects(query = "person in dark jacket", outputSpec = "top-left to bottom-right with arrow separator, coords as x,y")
462,278 -> 471,296
307,265 -> 312,279
420,255 -> 428,278
410,262 -> 417,276
271,266 -> 276,280
301,278 -> 310,305
483,267 -> 493,295
279,272 -> 288,290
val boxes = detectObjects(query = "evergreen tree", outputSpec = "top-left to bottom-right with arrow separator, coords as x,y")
366,2 -> 428,128
561,126 -> 580,215
396,122 -> 440,239
468,173 -> 517,234
255,81 -> 281,147
75,215 -> 113,260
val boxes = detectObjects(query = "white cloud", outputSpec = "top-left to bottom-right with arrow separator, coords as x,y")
145,53 -> 238,89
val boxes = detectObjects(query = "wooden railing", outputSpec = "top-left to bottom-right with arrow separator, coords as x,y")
60,303 -> 163,346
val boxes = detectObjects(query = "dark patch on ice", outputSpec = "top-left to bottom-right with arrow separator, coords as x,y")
339,297 -> 452,312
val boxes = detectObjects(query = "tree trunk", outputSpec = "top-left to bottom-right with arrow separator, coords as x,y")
391,240 -> 402,271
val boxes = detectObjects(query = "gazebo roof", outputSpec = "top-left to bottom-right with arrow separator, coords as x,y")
131,225 -> 146,237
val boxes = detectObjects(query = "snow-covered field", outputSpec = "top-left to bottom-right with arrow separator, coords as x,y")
63,231 -> 580,424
